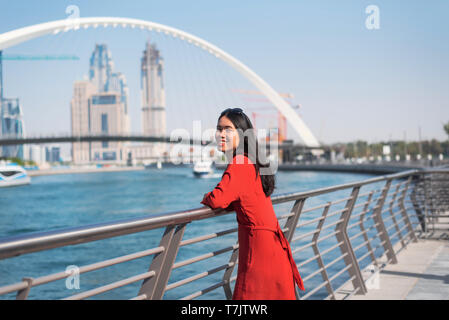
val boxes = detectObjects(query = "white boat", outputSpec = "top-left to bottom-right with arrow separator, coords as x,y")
193,160 -> 214,178
0,164 -> 31,188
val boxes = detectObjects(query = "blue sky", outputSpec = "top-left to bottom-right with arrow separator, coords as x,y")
1,0 -> 448,146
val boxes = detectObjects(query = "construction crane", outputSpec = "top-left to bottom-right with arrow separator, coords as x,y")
233,88 -> 300,143
232,88 -> 294,99
0,51 -> 79,104
250,105 -> 300,143
1,54 -> 79,61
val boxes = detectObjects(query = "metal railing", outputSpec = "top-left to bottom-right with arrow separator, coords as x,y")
0,168 -> 448,300
408,169 -> 449,239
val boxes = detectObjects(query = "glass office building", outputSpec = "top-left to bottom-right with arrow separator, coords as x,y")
0,97 -> 25,158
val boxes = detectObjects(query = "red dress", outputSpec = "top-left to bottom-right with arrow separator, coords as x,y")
201,154 -> 305,300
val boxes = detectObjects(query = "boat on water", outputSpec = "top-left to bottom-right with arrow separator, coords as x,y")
0,164 -> 31,188
193,160 -> 214,178
144,160 -> 190,169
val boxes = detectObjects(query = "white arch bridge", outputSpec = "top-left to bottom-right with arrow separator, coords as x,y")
0,17 -> 320,148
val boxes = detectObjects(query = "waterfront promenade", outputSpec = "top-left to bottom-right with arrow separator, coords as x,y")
336,236 -> 449,300
333,215 -> 449,300
353,239 -> 448,300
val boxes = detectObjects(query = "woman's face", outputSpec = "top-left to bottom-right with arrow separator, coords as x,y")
216,115 -> 240,153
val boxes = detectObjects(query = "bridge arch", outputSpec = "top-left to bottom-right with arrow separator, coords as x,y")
0,17 -> 320,147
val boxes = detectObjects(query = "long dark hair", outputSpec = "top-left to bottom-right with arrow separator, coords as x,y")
219,108 -> 276,197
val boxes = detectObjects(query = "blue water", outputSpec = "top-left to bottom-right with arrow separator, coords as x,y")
0,167 -> 382,300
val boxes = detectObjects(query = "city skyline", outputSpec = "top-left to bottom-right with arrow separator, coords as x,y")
71,43 -> 130,164
71,40 -> 169,164
0,0 -> 448,152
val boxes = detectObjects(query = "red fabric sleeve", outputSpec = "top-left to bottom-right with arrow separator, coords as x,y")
201,164 -> 241,210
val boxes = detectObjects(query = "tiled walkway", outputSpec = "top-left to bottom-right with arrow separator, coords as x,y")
349,239 -> 449,300
405,243 -> 449,300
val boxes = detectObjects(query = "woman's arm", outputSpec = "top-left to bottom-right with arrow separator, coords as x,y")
200,164 -> 242,209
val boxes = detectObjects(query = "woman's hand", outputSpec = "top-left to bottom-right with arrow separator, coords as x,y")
201,192 -> 211,205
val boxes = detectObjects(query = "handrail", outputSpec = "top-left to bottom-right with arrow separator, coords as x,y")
0,167 -> 447,300
0,169 -> 423,260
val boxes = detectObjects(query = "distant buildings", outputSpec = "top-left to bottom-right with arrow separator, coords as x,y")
25,145 -> 60,164
89,44 -> 130,121
138,40 -> 167,161
0,51 -> 24,159
48,146 -> 61,163
26,145 -> 46,164
71,44 -> 130,164
0,97 -> 25,159
71,80 -> 96,163
71,41 -> 167,165
89,92 -> 128,162
141,41 -> 166,139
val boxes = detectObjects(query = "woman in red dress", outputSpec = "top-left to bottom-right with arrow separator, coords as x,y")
201,108 -> 305,300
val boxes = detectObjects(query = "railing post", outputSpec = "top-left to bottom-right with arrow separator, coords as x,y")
410,175 -> 426,234
283,198 -> 306,300
335,186 -> 367,295
222,242 -> 239,300
424,173 -> 436,234
138,224 -> 186,300
283,198 -> 307,242
400,176 -> 418,243
372,179 -> 398,264
311,202 -> 335,299
359,191 -> 378,266
389,183 -> 405,247
16,277 -> 33,300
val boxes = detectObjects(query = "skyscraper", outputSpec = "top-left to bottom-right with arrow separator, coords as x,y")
141,40 -> 166,158
71,44 -> 130,164
89,44 -> 130,125
89,44 -> 114,93
0,51 -> 26,159
89,92 -> 127,162
71,80 -> 96,163
1,98 -> 25,158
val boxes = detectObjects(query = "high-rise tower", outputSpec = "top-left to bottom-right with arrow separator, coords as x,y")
141,40 -> 166,158
89,44 -> 130,125
0,51 -> 25,158
71,44 -> 130,164
0,98 -> 25,158
89,44 -> 114,93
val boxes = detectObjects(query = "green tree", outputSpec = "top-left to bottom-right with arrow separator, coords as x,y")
444,121 -> 449,139
344,143 -> 355,158
369,143 -> 383,157
406,142 -> 420,156
0,157 -> 36,167
355,140 -> 368,157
